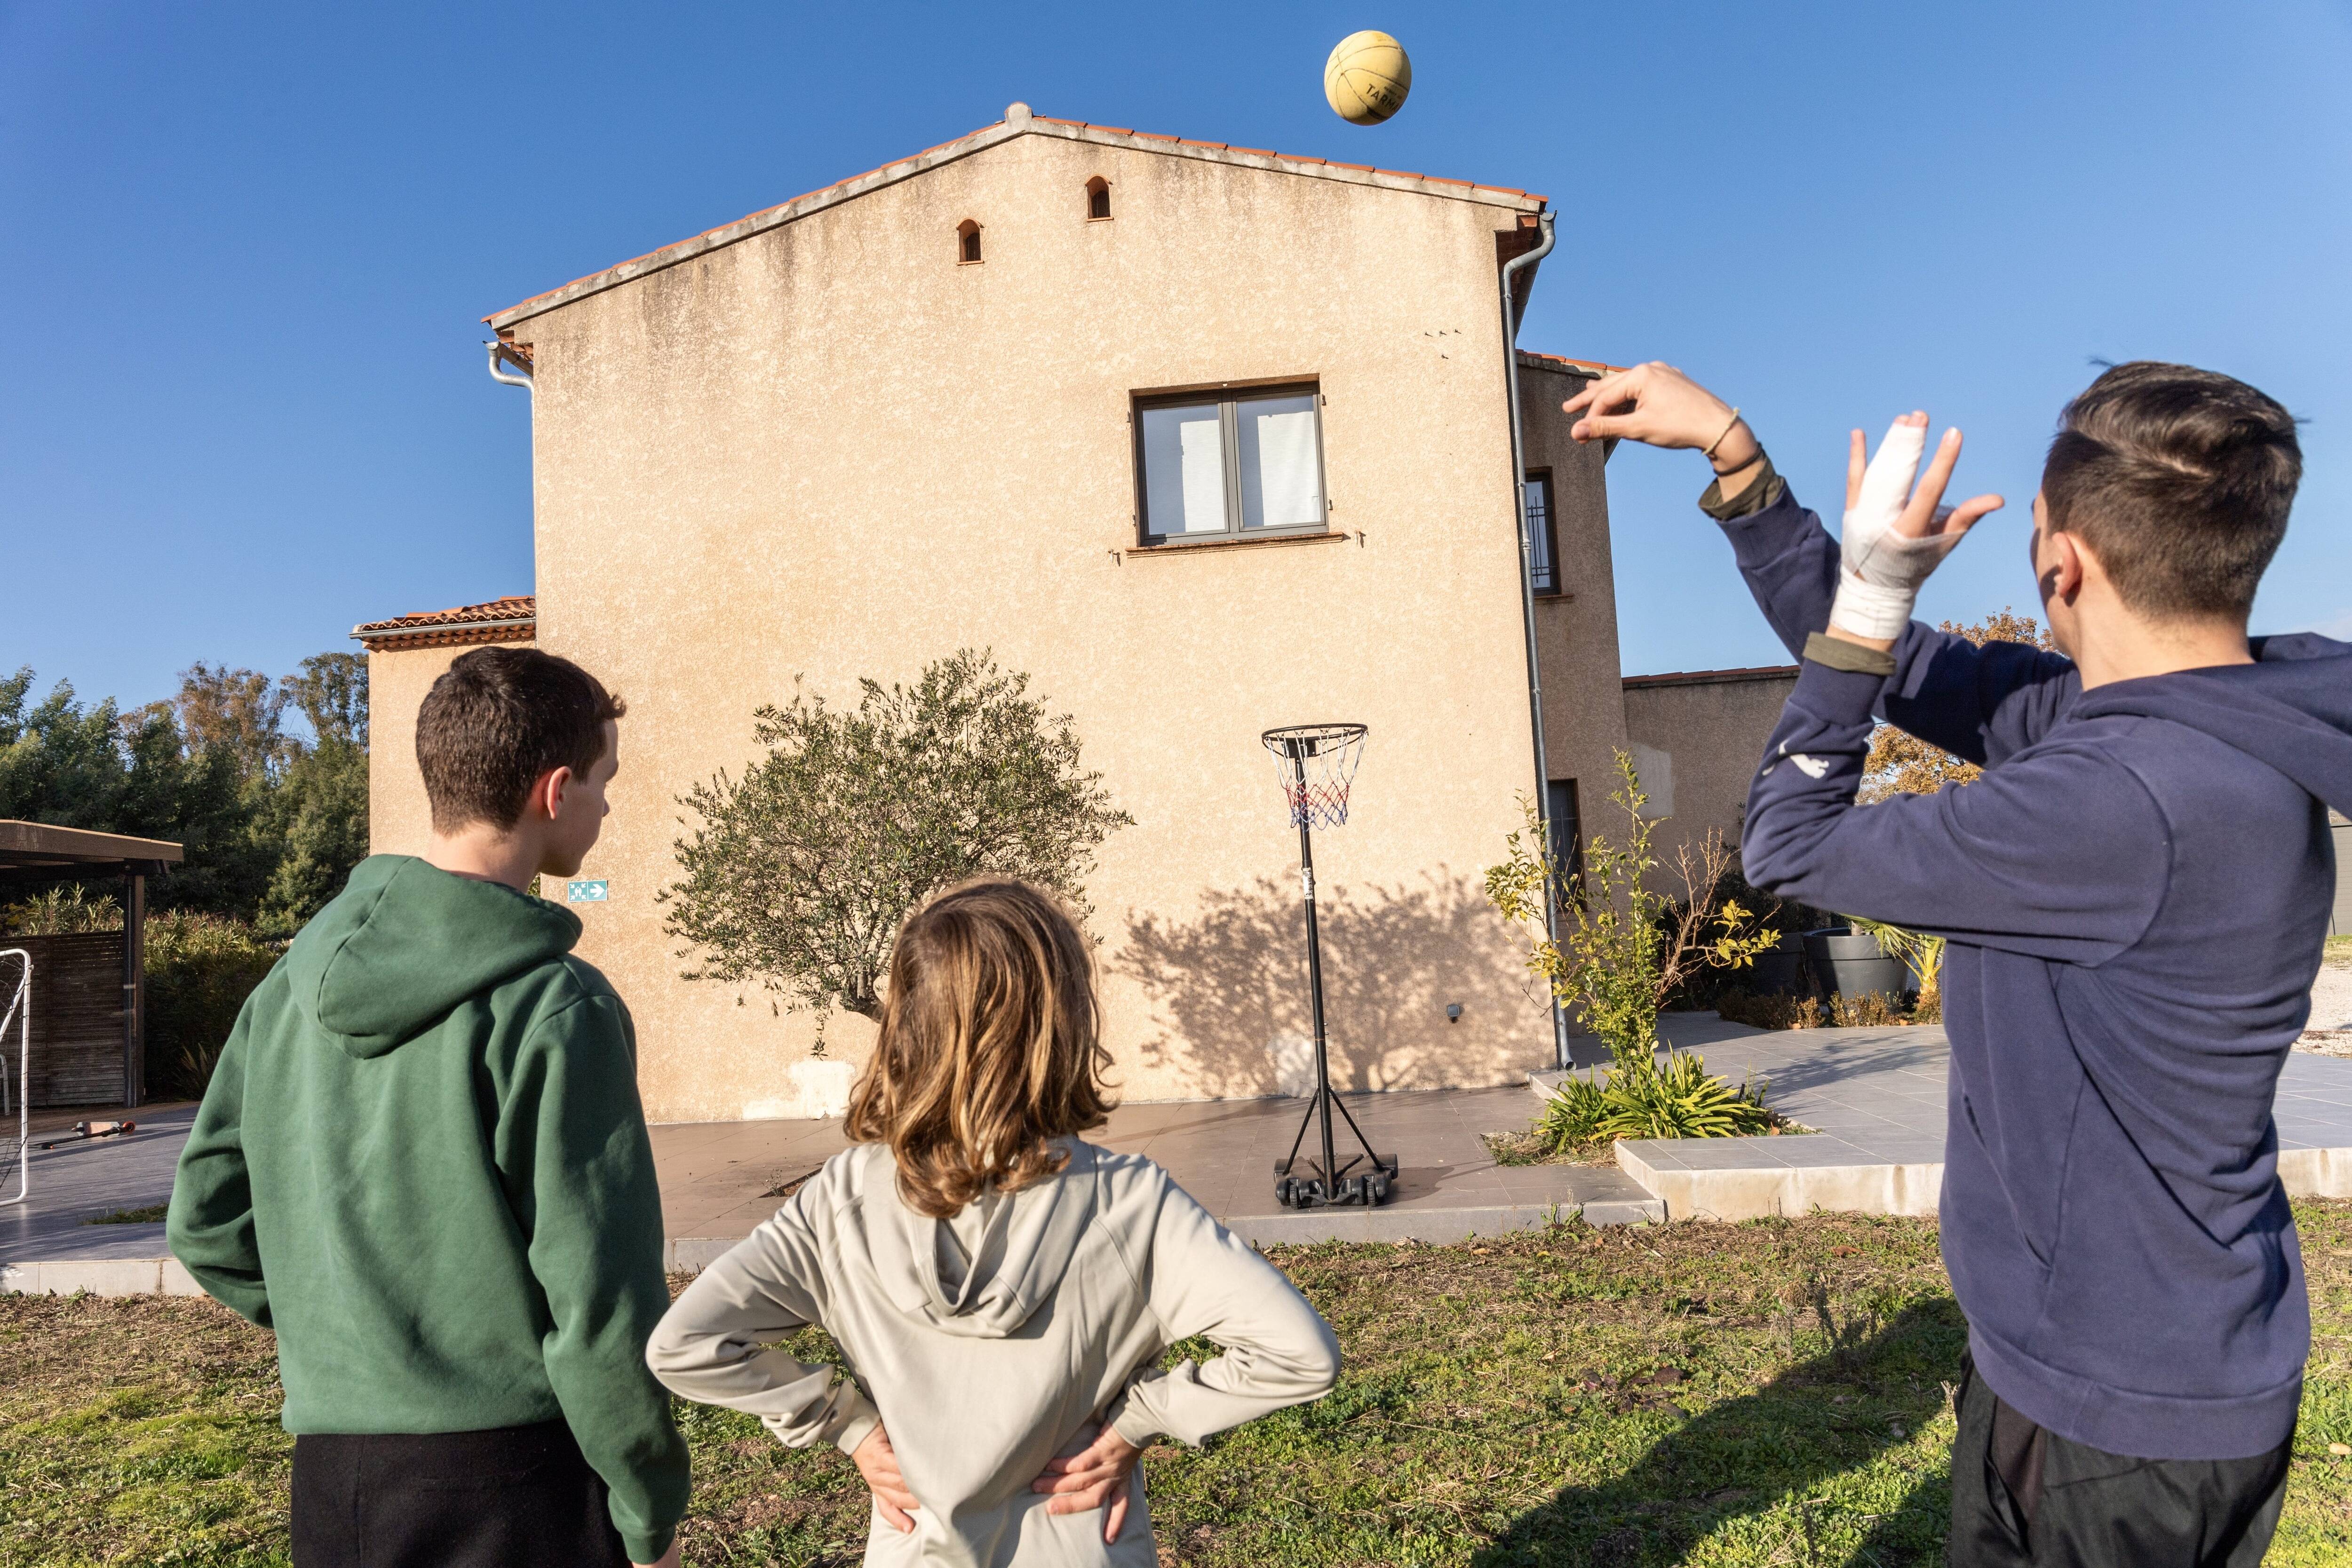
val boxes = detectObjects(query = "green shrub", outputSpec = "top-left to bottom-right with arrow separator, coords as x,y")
1535,1072 -> 1612,1151
1536,1051 -> 1777,1153
0,885 -> 124,935
144,913 -> 280,1100
1486,751 -> 1775,1067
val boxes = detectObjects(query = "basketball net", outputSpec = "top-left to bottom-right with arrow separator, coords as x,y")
1262,724 -> 1367,829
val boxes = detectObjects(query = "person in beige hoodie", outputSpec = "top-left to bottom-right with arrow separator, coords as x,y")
646,880 -> 1341,1567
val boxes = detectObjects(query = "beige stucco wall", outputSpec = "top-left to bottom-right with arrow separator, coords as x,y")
1620,670 -> 1799,869
485,131 -> 1620,1122
1518,361 -> 1634,835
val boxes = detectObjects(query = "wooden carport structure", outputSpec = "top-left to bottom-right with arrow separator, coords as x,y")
0,822 -> 183,1107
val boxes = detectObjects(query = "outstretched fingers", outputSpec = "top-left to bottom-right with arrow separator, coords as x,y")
1898,428 -> 1962,531
1846,430 -> 1866,512
1889,424 -> 2002,545
1941,493 -> 2007,539
1563,364 -> 1646,439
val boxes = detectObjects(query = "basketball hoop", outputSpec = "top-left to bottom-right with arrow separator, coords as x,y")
1258,723 -> 1394,1210
1261,723 -> 1367,829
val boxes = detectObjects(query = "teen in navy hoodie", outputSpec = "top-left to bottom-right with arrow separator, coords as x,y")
1565,361 -> 2349,1566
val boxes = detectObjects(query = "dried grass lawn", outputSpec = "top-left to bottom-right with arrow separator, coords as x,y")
7,1204 -> 2352,1567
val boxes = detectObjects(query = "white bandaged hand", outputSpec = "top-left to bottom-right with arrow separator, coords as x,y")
1829,420 -> 1966,642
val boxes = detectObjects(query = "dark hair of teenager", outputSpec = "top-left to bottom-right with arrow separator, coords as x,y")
415,646 -> 627,834
845,880 -> 1115,1219
2042,361 -> 2300,619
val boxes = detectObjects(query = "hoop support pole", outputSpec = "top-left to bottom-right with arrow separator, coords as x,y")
1499,209 -> 1571,1071
1294,748 -> 1342,1194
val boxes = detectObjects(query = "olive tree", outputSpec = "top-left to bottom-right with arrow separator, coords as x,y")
661,650 -> 1130,1043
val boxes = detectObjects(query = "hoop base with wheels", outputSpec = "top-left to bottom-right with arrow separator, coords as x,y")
1272,1073 -> 1396,1210
1273,1149 -> 1400,1210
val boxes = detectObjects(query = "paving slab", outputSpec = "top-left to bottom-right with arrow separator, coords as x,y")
1535,1017 -> 2352,1221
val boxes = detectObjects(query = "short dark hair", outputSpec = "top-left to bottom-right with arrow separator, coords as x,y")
416,646 -> 625,833
2042,361 -> 2299,619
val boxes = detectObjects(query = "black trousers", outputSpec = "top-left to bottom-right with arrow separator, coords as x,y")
1947,1354 -> 2292,1567
291,1419 -> 632,1568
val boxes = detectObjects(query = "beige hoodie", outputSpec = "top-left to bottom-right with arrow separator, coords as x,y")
646,1138 -> 1340,1567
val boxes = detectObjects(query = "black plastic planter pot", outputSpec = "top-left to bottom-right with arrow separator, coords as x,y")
1804,927 -> 1913,1002
1745,933 -> 1811,997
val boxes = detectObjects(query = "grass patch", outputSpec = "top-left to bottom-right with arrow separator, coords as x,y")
82,1203 -> 170,1226
2326,934 -> 2351,969
8,1206 -> 2352,1565
1482,1127 -> 1617,1168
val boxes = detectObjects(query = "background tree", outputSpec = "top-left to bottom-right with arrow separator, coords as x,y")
662,649 -> 1131,1043
0,652 -> 369,928
167,662 -> 290,778
1860,608 -> 2056,802
254,653 -> 371,935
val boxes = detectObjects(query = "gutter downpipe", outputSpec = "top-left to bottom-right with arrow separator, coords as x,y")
1498,208 -> 1571,1071
486,340 -> 533,392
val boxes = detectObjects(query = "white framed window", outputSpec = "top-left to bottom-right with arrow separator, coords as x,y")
1135,384 -> 1327,544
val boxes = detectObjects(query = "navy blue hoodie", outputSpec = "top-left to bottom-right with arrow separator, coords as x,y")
1725,484 -> 2352,1461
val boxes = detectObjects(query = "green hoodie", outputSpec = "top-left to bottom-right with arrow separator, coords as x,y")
168,855 -> 689,1562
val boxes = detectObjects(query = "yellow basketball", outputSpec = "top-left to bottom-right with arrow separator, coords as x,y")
1323,30 -> 1412,126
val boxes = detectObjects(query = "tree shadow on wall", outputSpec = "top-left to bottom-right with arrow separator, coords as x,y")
1473,1298 -> 1965,1568
1116,871 -> 1548,1099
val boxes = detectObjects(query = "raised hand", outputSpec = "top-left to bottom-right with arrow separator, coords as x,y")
1031,1422 -> 1146,1544
1829,414 -> 2004,645
851,1424 -> 921,1534
1562,361 -> 1758,473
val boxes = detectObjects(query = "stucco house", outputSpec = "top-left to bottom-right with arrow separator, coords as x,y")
359,104 -> 1784,1123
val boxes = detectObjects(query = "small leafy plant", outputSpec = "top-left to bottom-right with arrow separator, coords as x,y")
1487,750 -> 1782,1147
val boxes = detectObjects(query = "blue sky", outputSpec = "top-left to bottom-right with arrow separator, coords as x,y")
4,0 -> 2346,708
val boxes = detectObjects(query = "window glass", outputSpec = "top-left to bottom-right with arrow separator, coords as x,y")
1526,473 -> 1556,592
1237,394 -> 1323,530
1141,403 -> 1229,535
1547,778 -> 1584,900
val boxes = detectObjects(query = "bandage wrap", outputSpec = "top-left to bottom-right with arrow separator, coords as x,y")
1830,420 -> 1965,642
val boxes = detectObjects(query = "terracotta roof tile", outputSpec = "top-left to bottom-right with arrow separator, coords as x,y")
487,112 -> 1547,329
1621,664 -> 1800,689
351,596 -> 538,651
1518,350 -> 1630,376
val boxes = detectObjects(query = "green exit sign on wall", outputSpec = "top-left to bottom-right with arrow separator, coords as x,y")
566,879 -> 609,904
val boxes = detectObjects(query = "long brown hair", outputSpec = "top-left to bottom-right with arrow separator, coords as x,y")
844,880 -> 1115,1218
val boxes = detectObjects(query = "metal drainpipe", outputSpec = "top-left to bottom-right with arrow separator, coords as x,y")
486,340 -> 533,391
1498,209 -> 1570,1070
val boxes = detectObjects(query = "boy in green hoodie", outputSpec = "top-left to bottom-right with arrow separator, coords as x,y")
169,645 -> 690,1568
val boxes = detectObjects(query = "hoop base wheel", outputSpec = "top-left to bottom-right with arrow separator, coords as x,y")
1271,1156 -> 1398,1210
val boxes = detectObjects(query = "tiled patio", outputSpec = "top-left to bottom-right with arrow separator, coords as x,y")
0,1103 -> 201,1294
1571,1014 -> 2352,1221
655,1083 -> 1662,1267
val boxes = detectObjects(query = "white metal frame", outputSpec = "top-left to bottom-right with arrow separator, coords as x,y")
1,949 -> 27,1206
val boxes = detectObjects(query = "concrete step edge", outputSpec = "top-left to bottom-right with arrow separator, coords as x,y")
2,1256 -> 203,1297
